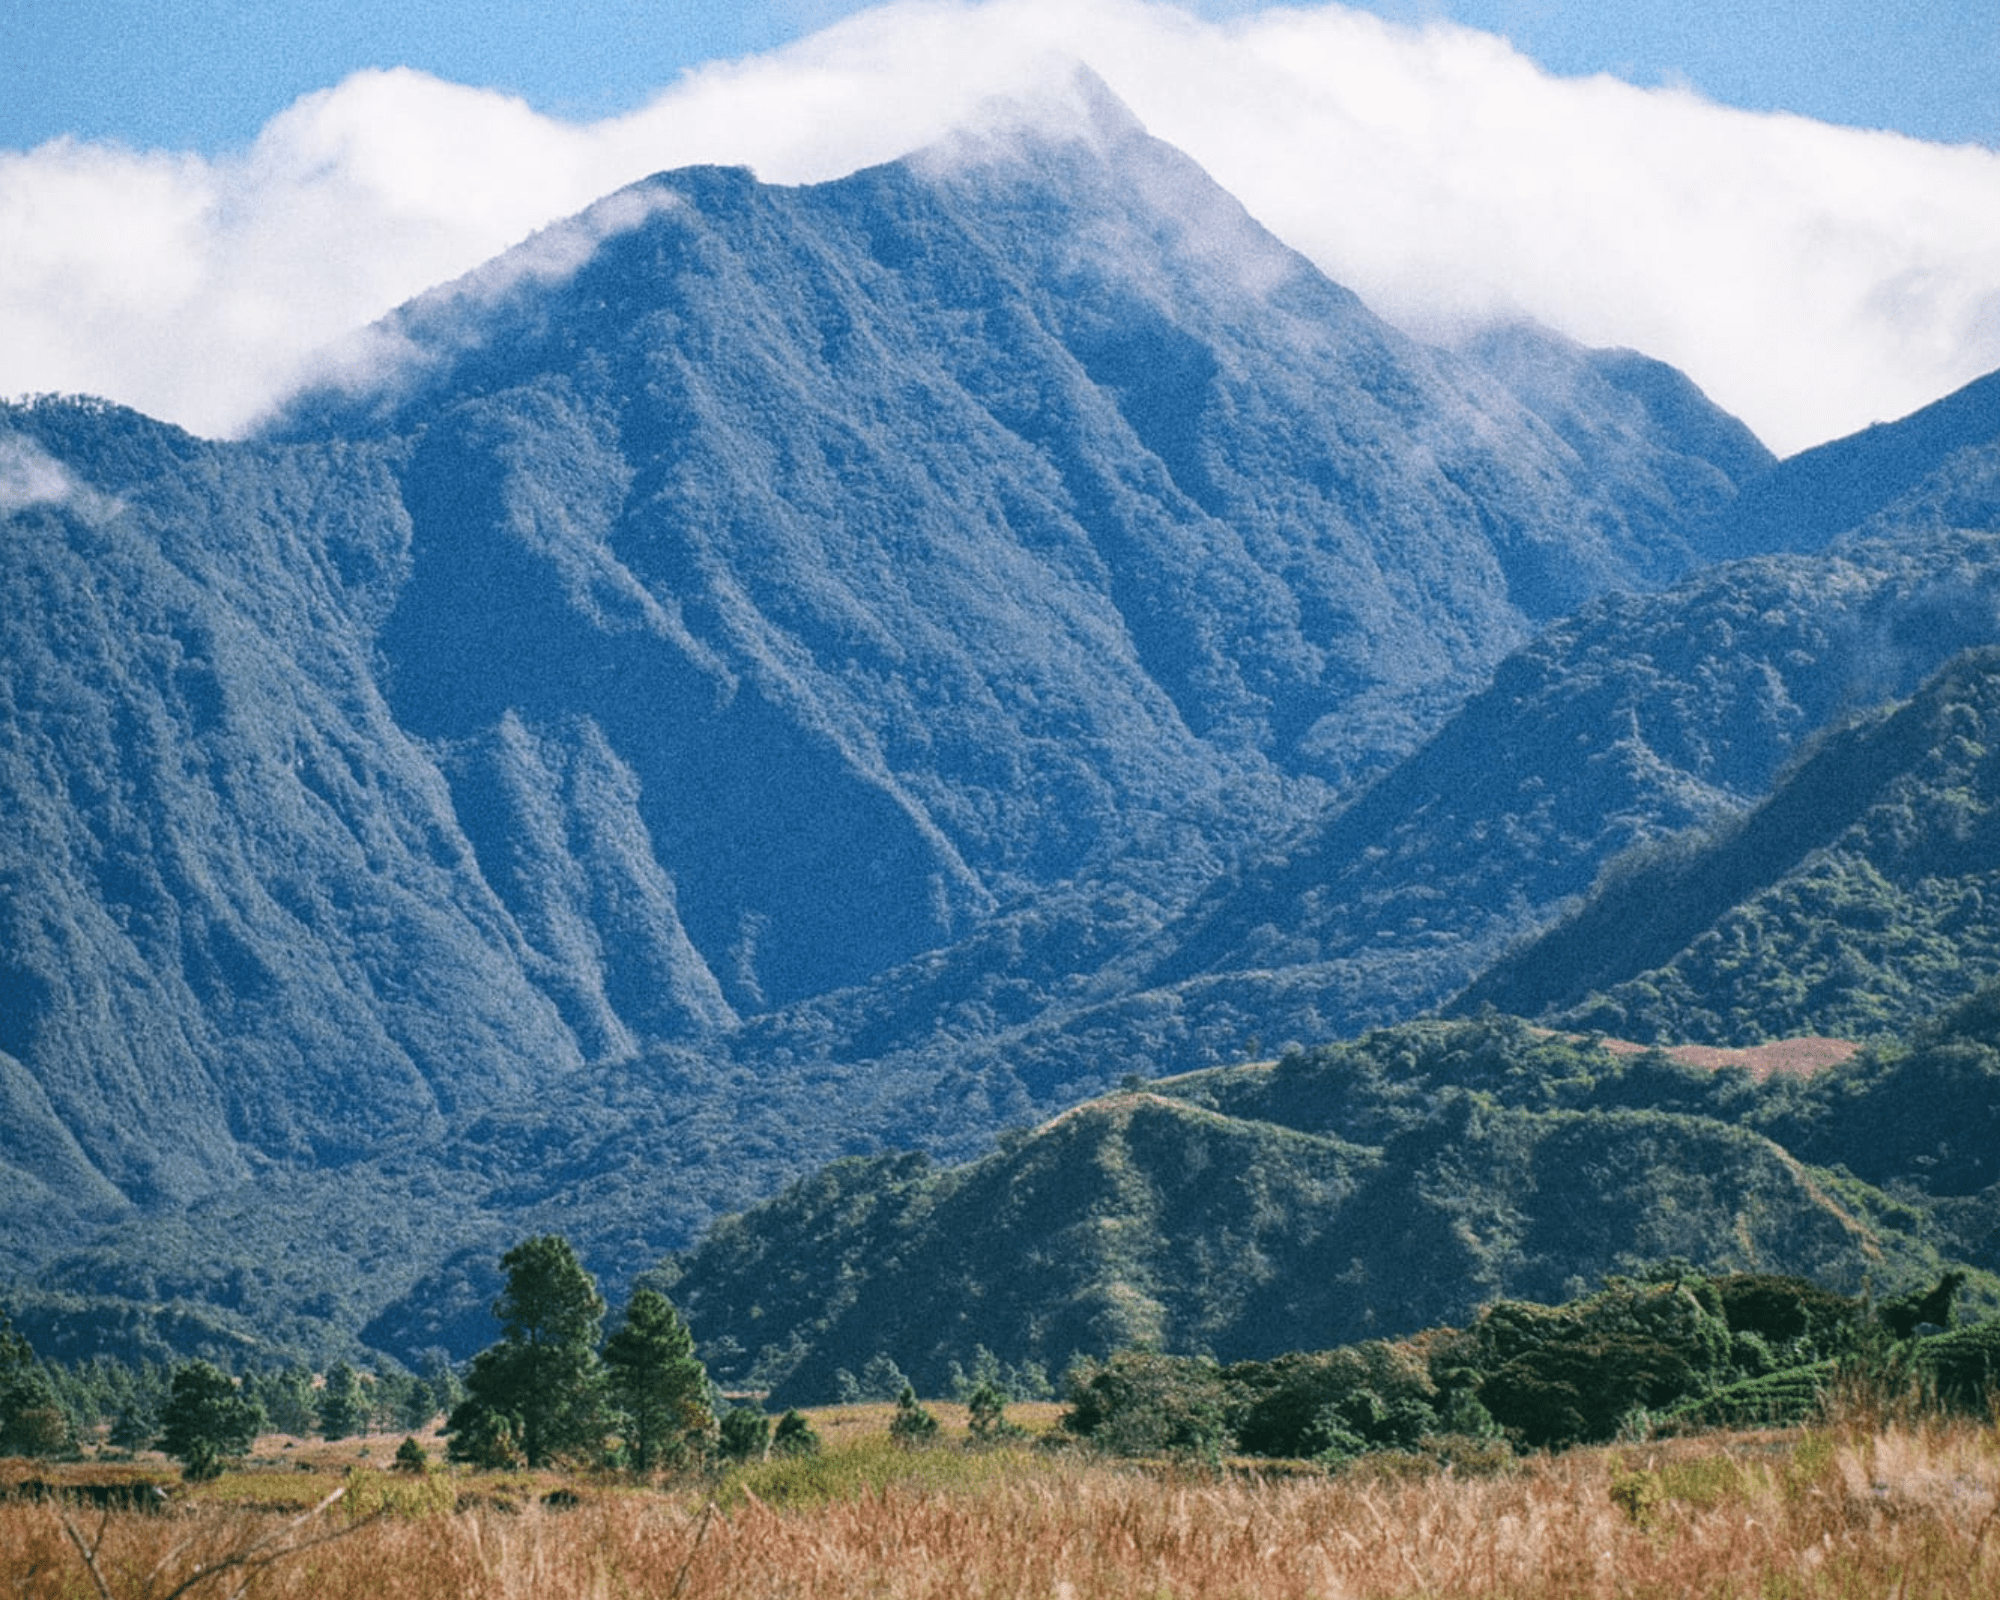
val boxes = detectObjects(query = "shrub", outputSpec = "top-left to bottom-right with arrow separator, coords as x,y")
888,1386 -> 940,1448
966,1382 -> 1024,1445
719,1406 -> 771,1461
1664,1363 -> 1834,1430
1061,1352 -> 1228,1462
772,1409 -> 821,1456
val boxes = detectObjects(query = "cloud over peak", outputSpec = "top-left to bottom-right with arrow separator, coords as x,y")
4,0 -> 1998,454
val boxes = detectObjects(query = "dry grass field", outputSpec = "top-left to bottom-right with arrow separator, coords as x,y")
6,1405 -> 1999,1599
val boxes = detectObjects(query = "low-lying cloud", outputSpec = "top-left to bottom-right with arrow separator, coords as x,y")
3,0 -> 1998,454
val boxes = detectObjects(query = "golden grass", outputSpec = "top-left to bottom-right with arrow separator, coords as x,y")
8,1413 -> 2000,1599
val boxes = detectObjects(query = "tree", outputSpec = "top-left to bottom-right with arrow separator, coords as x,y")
250,1364 -> 318,1438
317,1361 -> 368,1440
448,1235 -> 608,1468
772,1409 -> 820,1456
888,1384 -> 940,1448
603,1287 -> 713,1472
416,1348 -> 464,1425
1061,1351 -> 1229,1462
0,1307 -> 70,1458
965,1381 -> 1023,1444
835,1353 -> 910,1403
158,1362 -> 263,1480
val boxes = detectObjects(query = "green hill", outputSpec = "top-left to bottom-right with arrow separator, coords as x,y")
668,1014 -> 1991,1404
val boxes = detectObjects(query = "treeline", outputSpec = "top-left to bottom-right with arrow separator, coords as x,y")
0,1236 -> 831,1481
13,1242 -> 2000,1482
0,1300 -> 462,1466
1062,1267 -> 2000,1463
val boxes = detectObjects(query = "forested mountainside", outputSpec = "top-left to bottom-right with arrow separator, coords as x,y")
789,509 -> 2000,1113
2,75 -> 1998,1370
1705,364 -> 2000,558
666,1005 -> 2000,1406
1458,644 -> 2000,1042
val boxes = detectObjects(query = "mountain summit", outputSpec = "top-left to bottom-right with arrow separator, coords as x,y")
261,73 -> 1764,1015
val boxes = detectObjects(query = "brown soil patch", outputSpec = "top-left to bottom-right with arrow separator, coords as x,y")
1589,1034 -> 1861,1080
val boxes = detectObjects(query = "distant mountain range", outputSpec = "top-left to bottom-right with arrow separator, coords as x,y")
2,73 -> 1998,1370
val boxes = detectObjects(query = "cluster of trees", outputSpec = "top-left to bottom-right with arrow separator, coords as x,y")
0,1236 -> 813,1481
1060,1268 -> 1997,1463
445,1235 -> 711,1471
0,1305 -> 468,1477
443,1235 -> 821,1473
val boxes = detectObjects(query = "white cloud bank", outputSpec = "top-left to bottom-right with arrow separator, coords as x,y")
3,0 -> 1998,454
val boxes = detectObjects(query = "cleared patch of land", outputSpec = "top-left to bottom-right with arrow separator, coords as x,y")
1584,1032 -> 1863,1079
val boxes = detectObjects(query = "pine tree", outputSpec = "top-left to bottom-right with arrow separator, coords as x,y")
966,1381 -> 1022,1443
603,1287 -> 713,1472
717,1406 -> 770,1460
251,1364 -> 318,1437
317,1361 -> 368,1440
0,1307 -> 69,1458
158,1362 -> 263,1480
772,1408 -> 820,1456
448,1235 -> 608,1468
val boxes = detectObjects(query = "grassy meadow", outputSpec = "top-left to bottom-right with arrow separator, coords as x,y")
6,1402 -> 2000,1598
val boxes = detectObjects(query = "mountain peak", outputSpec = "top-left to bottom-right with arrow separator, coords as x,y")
905,62 -> 1152,174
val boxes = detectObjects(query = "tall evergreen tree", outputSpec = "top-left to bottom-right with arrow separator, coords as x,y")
251,1364 -> 318,1438
448,1235 -> 608,1468
603,1287 -> 712,1472
0,1307 -> 68,1457
157,1361 -> 263,1480
317,1360 -> 368,1439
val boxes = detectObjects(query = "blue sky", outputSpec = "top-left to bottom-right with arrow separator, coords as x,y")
4,1 -> 1999,453
8,0 -> 1995,154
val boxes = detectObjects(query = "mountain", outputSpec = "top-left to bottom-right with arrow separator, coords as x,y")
867,514 -> 2000,1112
11,72 -> 2000,1372
1703,363 -> 2000,557
0,75 -> 1776,1355
1456,643 -> 2000,1042
1021,394 -> 2000,1067
667,1013 -> 1986,1404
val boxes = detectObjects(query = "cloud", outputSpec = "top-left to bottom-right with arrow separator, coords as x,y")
0,432 -> 79,512
0,427 -> 121,520
4,0 -> 1999,454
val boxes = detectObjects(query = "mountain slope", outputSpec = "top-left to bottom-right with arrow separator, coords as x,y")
266,76 -> 1769,1017
0,407 -> 590,1253
1458,644 -> 2000,1042
1705,364 -> 2000,556
1043,415 -> 2000,1064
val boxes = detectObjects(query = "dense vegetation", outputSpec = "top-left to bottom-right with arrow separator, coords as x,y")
1464,643 -> 2000,1041
668,1005 -> 2000,1404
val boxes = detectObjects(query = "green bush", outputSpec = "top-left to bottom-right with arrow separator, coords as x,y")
1914,1321 -> 2000,1412
888,1385 -> 940,1448
1229,1343 -> 1438,1459
1663,1362 -> 1835,1429
1061,1352 -> 1229,1462
772,1408 -> 821,1456
718,1406 -> 771,1461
